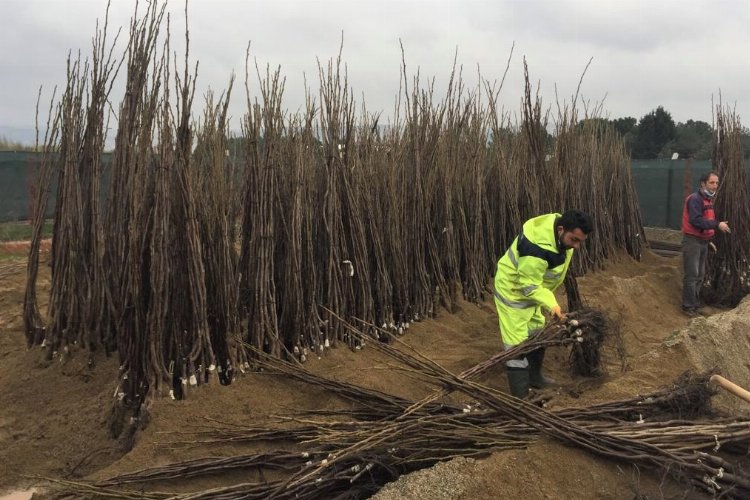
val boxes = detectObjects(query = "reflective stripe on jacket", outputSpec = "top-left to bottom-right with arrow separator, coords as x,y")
493,213 -> 573,312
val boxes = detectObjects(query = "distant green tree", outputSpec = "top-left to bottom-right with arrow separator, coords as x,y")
599,117 -> 638,154
741,127 -> 750,159
672,120 -> 713,160
612,117 -> 637,136
632,106 -> 676,159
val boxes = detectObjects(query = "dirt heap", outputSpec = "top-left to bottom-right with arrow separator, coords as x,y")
666,295 -> 750,417
1,249 -> 748,499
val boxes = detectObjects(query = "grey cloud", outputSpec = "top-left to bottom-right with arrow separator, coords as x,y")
2,0 -> 750,139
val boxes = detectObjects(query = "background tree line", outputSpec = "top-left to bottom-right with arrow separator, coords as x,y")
581,106 -> 750,160
4,105 -> 749,160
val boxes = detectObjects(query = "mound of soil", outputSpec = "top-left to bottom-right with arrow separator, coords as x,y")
0,249 -> 745,499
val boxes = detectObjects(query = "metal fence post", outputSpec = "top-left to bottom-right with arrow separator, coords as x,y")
665,164 -> 674,227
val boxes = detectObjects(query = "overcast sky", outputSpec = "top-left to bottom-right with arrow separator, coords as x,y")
1,0 -> 748,142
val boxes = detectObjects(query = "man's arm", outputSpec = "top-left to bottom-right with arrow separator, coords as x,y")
516,256 -> 558,310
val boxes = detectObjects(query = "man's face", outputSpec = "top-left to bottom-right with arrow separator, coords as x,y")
558,227 -> 588,250
702,174 -> 719,193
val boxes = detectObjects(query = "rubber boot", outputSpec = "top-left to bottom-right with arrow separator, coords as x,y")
528,348 -> 556,389
506,367 -> 530,399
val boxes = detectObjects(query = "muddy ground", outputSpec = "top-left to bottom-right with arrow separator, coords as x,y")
1,239 -> 748,499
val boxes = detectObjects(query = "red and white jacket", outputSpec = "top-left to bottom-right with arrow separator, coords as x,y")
681,190 -> 717,241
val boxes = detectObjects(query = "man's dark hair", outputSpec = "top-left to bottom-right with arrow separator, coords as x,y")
558,210 -> 594,234
699,170 -> 719,183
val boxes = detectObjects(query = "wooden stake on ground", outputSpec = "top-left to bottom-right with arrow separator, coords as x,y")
710,374 -> 750,404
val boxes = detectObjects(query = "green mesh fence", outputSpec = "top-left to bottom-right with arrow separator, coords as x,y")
0,152 -> 111,223
631,159 -> 750,229
0,153 -> 746,228
0,152 -> 38,222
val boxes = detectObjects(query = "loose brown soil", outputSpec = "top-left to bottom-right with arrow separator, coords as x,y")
0,247 -> 743,499
0,239 -> 51,258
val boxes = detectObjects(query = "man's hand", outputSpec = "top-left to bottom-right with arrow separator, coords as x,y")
549,305 -> 566,320
718,221 -> 731,233
709,242 -> 717,252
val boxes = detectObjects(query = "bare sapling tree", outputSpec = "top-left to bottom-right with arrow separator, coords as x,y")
23,88 -> 61,346
703,105 -> 750,306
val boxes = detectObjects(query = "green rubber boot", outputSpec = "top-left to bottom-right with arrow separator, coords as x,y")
506,367 -> 530,399
527,348 -> 556,389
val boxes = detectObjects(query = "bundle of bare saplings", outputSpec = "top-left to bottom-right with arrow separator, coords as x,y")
48,312 -> 750,498
702,105 -> 750,307
19,2 -> 750,497
24,1 -> 643,419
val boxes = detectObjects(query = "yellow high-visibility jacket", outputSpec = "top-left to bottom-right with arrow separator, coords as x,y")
493,212 -> 573,318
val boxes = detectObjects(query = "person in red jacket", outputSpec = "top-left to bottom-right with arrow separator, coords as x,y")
681,170 -> 731,316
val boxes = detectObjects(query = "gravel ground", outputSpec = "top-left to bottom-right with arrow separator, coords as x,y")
371,457 -> 480,500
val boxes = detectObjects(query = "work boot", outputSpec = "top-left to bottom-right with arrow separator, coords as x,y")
506,367 -> 530,399
527,348 -> 556,389
681,306 -> 700,318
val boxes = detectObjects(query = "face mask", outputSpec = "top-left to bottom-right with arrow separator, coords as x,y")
703,188 -> 716,198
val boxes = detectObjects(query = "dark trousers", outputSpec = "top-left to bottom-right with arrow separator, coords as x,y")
682,235 -> 708,309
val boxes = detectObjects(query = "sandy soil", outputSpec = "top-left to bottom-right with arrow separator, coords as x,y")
0,247 -> 743,499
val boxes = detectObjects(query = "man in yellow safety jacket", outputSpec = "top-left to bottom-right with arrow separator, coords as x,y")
493,210 -> 594,398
